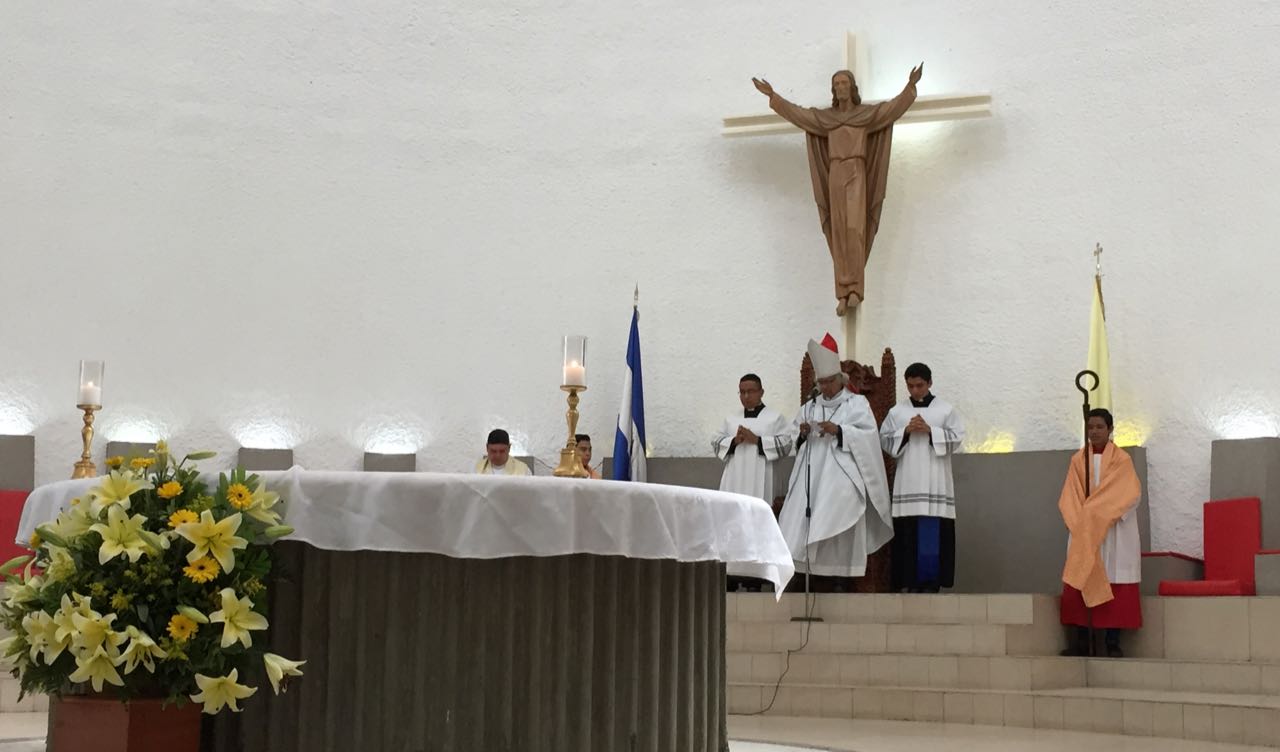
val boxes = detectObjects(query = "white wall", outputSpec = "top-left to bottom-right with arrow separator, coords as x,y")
2,1 -> 1277,555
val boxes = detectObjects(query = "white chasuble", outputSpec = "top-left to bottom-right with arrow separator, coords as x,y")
778,390 -> 893,577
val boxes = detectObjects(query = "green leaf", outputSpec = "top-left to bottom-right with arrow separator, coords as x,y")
184,451 -> 217,462
0,555 -> 31,576
34,526 -> 67,549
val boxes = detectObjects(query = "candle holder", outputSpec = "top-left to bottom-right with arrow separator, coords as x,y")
554,336 -> 589,478
553,385 -> 590,478
71,404 -> 100,479
72,360 -> 104,479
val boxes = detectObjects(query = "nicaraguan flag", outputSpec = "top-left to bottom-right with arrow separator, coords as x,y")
611,303 -> 647,481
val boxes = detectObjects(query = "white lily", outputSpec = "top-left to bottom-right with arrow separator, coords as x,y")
3,572 -> 44,609
22,610 -> 71,664
88,470 -> 152,515
175,511 -> 247,573
0,635 -> 22,668
69,645 -> 125,692
43,545 -> 77,583
69,609 -> 126,658
52,593 -> 94,645
244,482 -> 282,525
177,605 -> 210,624
190,669 -> 257,714
208,588 -> 268,649
262,653 -> 306,695
47,501 -> 97,542
118,626 -> 167,674
89,505 -> 151,564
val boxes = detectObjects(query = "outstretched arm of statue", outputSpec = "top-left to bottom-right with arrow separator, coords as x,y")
751,77 -> 775,98
867,63 -> 923,131
753,77 -> 825,135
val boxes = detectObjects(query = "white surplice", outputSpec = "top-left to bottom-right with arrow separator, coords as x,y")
778,389 -> 893,577
1068,452 -> 1142,584
879,397 -> 964,519
713,406 -> 793,502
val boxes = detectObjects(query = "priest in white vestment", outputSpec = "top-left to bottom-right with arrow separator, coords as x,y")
473,429 -> 532,476
778,335 -> 893,579
713,373 -> 793,502
879,362 -> 965,592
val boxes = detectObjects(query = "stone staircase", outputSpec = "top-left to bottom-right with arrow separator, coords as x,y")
727,593 -> 1280,747
0,675 -> 46,714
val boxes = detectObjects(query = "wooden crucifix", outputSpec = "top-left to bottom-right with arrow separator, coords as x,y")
726,32 -> 991,358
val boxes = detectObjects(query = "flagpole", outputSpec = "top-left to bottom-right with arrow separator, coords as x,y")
1094,243 -> 1105,318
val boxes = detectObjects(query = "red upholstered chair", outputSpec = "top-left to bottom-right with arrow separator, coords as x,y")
1158,497 -> 1262,596
0,489 -> 32,564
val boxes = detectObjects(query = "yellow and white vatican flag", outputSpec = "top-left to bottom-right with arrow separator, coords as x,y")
1087,260 -> 1112,411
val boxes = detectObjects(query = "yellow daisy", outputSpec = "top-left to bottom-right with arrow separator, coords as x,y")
157,481 -> 183,500
225,483 -> 253,510
168,509 -> 199,529
183,556 -> 220,584
129,457 -> 156,471
28,532 -> 40,550
167,614 -> 199,642
105,456 -> 125,469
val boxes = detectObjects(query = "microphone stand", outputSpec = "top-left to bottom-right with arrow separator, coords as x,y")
1074,369 -> 1098,655
793,389 -> 824,624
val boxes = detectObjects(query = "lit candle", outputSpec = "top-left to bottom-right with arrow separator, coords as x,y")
79,381 -> 101,406
563,361 -> 586,387
77,360 -> 105,406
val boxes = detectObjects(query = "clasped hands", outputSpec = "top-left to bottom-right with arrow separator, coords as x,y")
734,426 -> 759,445
906,415 -> 932,434
798,421 -> 839,438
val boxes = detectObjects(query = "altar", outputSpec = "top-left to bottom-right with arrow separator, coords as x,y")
18,469 -> 794,752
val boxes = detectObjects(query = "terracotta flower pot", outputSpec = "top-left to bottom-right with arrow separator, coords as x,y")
48,695 -> 201,752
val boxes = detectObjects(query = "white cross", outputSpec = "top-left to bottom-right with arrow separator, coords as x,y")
721,32 -> 992,137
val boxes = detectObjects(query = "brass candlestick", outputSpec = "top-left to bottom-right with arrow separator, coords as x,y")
71,404 -> 100,479
552,386 -> 590,478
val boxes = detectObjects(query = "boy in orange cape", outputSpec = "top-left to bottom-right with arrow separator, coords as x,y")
1058,408 -> 1143,657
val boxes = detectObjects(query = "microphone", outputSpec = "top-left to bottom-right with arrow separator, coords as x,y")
807,385 -> 821,402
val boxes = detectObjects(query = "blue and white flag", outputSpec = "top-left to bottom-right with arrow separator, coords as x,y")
611,298 -> 647,481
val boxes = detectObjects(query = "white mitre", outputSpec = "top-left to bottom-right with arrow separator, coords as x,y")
807,334 -> 842,380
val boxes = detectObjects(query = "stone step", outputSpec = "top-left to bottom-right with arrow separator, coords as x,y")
1087,657 -> 1280,695
0,677 -> 47,713
728,593 -> 1049,626
1123,596 -> 1280,663
727,619 -> 1064,657
728,652 -> 1085,691
729,650 -> 1280,696
728,683 -> 1280,747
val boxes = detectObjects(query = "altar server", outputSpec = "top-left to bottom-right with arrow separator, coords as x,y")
713,374 -> 793,501
1058,408 -> 1143,657
879,363 -> 965,592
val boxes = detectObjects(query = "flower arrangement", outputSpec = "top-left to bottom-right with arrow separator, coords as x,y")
0,443 -> 304,714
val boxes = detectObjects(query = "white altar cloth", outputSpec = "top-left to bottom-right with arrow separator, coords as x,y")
18,467 -> 794,593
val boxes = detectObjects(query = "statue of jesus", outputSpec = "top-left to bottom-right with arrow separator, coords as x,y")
752,64 -> 923,315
